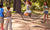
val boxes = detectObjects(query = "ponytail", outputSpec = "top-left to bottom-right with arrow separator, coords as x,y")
27,1 -> 32,6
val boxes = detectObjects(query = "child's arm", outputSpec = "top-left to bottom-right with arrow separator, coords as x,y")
5,13 -> 7,17
48,6 -> 49,10
24,2 -> 26,5
28,5 -> 31,7
43,8 -> 44,13
2,8 -> 5,14
5,13 -> 7,15
3,12 -> 5,14
23,1 -> 26,5
10,11 -> 12,17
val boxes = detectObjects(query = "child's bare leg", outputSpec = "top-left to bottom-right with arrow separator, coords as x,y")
29,13 -> 31,17
43,14 -> 46,22
6,19 -> 9,30
1,18 -> 4,30
46,14 -> 49,23
9,20 -> 12,30
1,23 -> 4,30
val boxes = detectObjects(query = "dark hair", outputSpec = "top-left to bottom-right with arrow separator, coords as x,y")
0,4 -> 3,8
7,7 -> 10,9
44,2 -> 49,8
44,2 -> 48,6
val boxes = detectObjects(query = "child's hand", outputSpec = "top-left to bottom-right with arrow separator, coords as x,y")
23,1 -> 25,5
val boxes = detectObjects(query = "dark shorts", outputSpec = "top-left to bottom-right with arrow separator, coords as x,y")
0,17 -> 4,23
44,11 -> 48,14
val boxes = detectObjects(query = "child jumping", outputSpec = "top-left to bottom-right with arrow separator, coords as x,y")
43,2 -> 49,23
24,0 -> 32,17
0,4 -> 4,30
5,7 -> 12,30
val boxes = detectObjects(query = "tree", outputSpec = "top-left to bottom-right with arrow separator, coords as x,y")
13,0 -> 21,13
13,0 -> 16,11
1,0 -> 3,4
16,0 -> 21,13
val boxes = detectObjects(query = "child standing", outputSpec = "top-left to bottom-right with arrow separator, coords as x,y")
5,7 -> 12,30
43,2 -> 49,23
0,4 -> 4,30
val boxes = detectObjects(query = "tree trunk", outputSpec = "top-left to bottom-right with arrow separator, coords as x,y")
9,0 -> 10,7
1,0 -> 3,4
16,0 -> 21,13
13,0 -> 16,11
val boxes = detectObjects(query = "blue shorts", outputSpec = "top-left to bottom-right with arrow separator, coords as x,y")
44,11 -> 48,14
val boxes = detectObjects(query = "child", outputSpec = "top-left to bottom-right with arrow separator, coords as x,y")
5,7 -> 12,30
43,2 -> 49,23
24,0 -> 32,17
0,4 -> 4,30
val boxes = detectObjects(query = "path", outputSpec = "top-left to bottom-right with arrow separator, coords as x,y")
1,13 -> 50,30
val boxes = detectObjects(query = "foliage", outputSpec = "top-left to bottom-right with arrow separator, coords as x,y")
48,0 -> 50,7
11,11 -> 16,13
1,0 -> 50,12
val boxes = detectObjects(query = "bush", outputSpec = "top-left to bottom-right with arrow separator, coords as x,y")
31,6 -> 36,10
40,8 -> 43,11
35,7 -> 39,10
11,11 -> 16,13
21,5 -> 26,13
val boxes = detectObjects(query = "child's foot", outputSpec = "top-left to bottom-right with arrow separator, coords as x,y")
41,21 -> 45,23
46,20 -> 49,23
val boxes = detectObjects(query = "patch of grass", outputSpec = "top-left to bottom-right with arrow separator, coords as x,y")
11,11 -> 16,14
